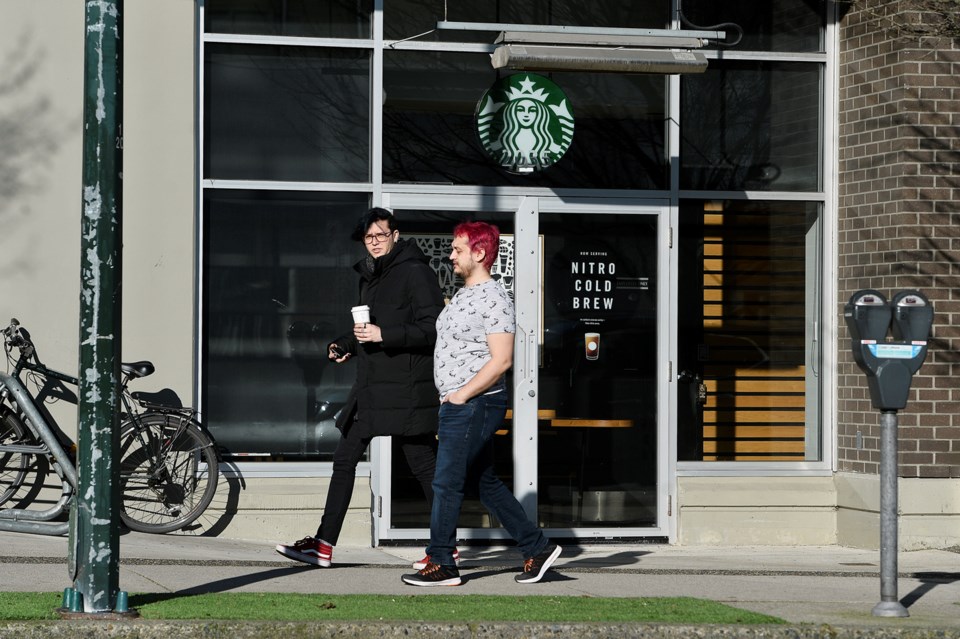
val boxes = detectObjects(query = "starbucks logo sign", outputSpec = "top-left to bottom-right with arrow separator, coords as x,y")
476,74 -> 574,174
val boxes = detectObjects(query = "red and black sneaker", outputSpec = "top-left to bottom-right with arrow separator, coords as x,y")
275,536 -> 333,567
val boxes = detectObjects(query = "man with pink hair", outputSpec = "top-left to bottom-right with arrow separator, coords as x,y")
402,221 -> 561,587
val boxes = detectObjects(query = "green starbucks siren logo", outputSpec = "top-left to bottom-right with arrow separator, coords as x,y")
476,74 -> 574,174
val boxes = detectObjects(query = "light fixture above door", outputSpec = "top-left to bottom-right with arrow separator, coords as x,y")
436,21 -> 720,74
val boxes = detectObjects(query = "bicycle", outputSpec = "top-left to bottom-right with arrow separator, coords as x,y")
0,318 -> 220,534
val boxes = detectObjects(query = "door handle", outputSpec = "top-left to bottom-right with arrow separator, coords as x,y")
678,370 -> 707,407
516,325 -> 538,384
696,375 -> 707,406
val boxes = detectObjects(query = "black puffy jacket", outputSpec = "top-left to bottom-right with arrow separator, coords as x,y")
333,239 -> 444,437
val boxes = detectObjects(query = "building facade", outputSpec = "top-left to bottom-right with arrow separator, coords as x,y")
836,0 -> 960,548
1,0 -> 956,548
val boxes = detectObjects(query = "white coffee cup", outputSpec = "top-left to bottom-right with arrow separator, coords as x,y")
351,305 -> 371,324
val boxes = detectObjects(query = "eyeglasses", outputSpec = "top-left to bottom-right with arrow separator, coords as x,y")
363,231 -> 393,244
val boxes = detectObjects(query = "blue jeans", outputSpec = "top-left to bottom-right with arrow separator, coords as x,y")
426,390 -> 549,566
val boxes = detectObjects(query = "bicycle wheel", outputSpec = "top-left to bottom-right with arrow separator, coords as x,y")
0,409 -> 36,506
118,411 -> 219,533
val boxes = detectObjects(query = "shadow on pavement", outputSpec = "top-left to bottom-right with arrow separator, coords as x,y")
557,550 -> 650,569
461,545 -> 649,569
900,572 -> 960,610
456,565 -> 574,584
130,565 -> 310,606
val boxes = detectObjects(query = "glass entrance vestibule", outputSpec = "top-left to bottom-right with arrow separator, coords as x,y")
375,194 -> 670,542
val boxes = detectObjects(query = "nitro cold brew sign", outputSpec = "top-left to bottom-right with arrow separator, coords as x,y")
572,254 -> 615,311
548,246 -> 648,325
476,74 -> 574,173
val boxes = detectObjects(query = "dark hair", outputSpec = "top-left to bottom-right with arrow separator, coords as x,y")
453,221 -> 499,270
351,207 -> 397,242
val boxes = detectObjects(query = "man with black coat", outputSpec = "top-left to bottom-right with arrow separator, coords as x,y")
276,208 -> 449,568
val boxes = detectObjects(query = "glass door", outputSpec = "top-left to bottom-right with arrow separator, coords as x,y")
372,198 -> 517,543
532,198 -> 667,536
374,194 -> 668,542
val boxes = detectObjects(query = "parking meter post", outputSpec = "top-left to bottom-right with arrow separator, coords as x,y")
844,289 -> 933,618
872,409 -> 909,618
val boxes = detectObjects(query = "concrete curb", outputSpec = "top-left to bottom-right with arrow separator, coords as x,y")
1,621 -> 960,639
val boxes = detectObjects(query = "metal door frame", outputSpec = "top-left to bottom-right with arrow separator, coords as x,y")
373,191 -> 672,544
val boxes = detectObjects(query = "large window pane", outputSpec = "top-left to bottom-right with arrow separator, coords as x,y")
385,0 -> 668,42
204,44 -> 370,182
681,61 -> 821,192
681,0 -> 824,52
203,190 -> 369,459
677,200 -> 821,461
384,51 -> 667,189
204,0 -> 372,38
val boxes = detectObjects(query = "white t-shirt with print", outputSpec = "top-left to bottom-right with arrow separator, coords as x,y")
434,279 -> 515,398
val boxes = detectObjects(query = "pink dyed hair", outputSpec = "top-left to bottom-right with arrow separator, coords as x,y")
453,221 -> 500,270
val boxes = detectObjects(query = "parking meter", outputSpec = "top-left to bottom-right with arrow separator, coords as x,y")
891,290 -> 934,344
843,289 -> 932,411
844,289 -> 934,618
845,290 -> 890,345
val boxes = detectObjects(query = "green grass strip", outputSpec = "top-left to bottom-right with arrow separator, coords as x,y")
0,592 -> 785,624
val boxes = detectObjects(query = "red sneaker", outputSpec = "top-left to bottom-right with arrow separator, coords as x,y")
412,548 -> 460,570
275,537 -> 333,567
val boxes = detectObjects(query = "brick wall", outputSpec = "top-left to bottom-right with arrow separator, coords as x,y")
837,0 -> 960,477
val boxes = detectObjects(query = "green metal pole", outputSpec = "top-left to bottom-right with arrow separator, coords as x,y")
73,0 -> 123,614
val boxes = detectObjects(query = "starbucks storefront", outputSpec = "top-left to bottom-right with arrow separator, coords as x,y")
201,1 -> 830,545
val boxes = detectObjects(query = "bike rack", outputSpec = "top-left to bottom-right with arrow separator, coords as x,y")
0,373 -> 75,535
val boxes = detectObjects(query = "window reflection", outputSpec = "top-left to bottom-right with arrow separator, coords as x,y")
385,0 -> 668,42
680,61 -> 821,191
203,190 -> 369,459
538,213 -> 659,526
680,0 -> 824,52
204,0 -> 372,38
677,200 -> 821,461
386,209 -> 516,530
383,51 -> 667,188
204,44 -> 370,182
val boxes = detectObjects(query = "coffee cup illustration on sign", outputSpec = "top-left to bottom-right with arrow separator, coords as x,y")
584,332 -> 600,360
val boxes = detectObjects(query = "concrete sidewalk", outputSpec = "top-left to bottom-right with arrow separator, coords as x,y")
0,530 -> 958,637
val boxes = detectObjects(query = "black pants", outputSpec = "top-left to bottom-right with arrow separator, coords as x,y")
317,419 -> 437,545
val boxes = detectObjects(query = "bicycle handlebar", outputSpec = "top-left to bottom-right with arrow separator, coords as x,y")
3,318 -> 35,360
3,318 -> 157,391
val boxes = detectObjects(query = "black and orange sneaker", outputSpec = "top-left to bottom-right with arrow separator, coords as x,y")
401,562 -> 462,587
515,544 -> 561,583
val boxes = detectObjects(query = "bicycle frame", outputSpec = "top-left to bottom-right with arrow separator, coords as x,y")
0,318 -> 221,536
0,352 -> 169,536
0,364 -> 77,535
